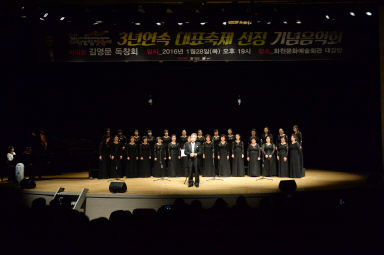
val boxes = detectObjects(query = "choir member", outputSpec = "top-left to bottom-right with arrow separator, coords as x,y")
147,130 -> 155,151
179,130 -> 188,177
117,129 -> 127,149
196,129 -> 205,144
217,135 -> 231,177
292,125 -> 303,145
196,129 -> 205,173
110,135 -> 123,178
179,129 -> 188,148
261,126 -> 273,145
227,128 -> 235,172
162,129 -> 171,166
276,128 -> 288,145
277,136 -> 289,177
139,136 -> 152,177
162,129 -> 172,147
261,136 -> 276,176
202,134 -> 215,177
117,129 -> 127,172
168,135 -> 181,177
133,129 -> 141,145
147,129 -> 155,168
289,134 -> 304,178
126,136 -> 139,178
247,138 -> 261,177
212,129 -> 220,175
292,125 -> 304,173
153,137 -> 167,177
249,129 -> 260,146
232,134 -> 245,177
98,135 -> 111,179
226,128 -> 235,150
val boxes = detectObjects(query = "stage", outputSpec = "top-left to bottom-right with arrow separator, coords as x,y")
19,169 -> 369,219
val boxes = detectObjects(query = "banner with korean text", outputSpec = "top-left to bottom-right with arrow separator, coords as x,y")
53,30 -> 348,61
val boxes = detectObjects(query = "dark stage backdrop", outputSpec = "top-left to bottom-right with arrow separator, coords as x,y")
4,57 -> 381,173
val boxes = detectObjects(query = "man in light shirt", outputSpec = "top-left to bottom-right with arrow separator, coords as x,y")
184,133 -> 202,187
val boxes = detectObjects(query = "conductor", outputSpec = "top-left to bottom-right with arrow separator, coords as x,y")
184,133 -> 202,187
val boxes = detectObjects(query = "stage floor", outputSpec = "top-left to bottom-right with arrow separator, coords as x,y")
23,169 -> 367,195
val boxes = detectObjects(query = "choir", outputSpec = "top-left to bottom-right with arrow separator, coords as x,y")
98,126 -> 305,179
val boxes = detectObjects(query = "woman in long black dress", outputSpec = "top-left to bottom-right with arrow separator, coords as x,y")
249,129 -> 260,146
276,128 -> 288,145
217,135 -> 231,177
196,129 -> 205,174
261,127 -> 273,145
231,134 -> 245,177
202,134 -> 215,177
247,137 -> 261,177
126,136 -> 139,178
261,136 -> 276,177
139,136 -> 152,177
292,125 -> 304,173
289,134 -> 304,178
110,135 -> 123,178
292,125 -> 303,145
227,128 -> 235,172
98,135 -> 111,179
162,129 -> 171,168
179,129 -> 188,177
133,129 -> 141,145
277,136 -> 289,177
168,135 -> 180,177
212,129 -> 220,175
153,137 -> 167,177
147,130 -> 155,154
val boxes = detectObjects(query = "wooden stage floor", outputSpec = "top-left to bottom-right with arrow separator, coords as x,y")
24,169 -> 368,195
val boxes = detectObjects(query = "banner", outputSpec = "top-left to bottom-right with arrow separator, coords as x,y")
52,29 -> 348,62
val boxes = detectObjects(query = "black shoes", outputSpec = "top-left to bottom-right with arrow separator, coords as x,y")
188,182 -> 200,188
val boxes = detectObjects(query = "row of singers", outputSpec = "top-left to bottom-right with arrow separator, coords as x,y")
98,132 -> 304,179
101,126 -> 303,149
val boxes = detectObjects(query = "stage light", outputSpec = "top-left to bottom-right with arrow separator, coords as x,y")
60,17 -> 65,21
148,95 -> 153,106
135,22 -> 141,26
156,22 -> 162,26
325,15 -> 330,20
366,11 -> 372,16
349,11 -> 355,17
21,15 -> 26,19
222,21 -> 227,25
200,22 -> 207,26
296,20 -> 302,24
267,21 -> 271,25
257,20 -> 261,23
43,12 -> 48,18
21,6 -> 24,9
96,20 -> 103,24
40,17 -> 45,21
185,21 -> 190,24
177,22 -> 183,26
237,95 -> 242,106
283,21 -> 288,24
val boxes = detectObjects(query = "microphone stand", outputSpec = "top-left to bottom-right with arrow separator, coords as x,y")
206,154 -> 223,181
256,147 -> 273,181
154,150 -> 171,182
